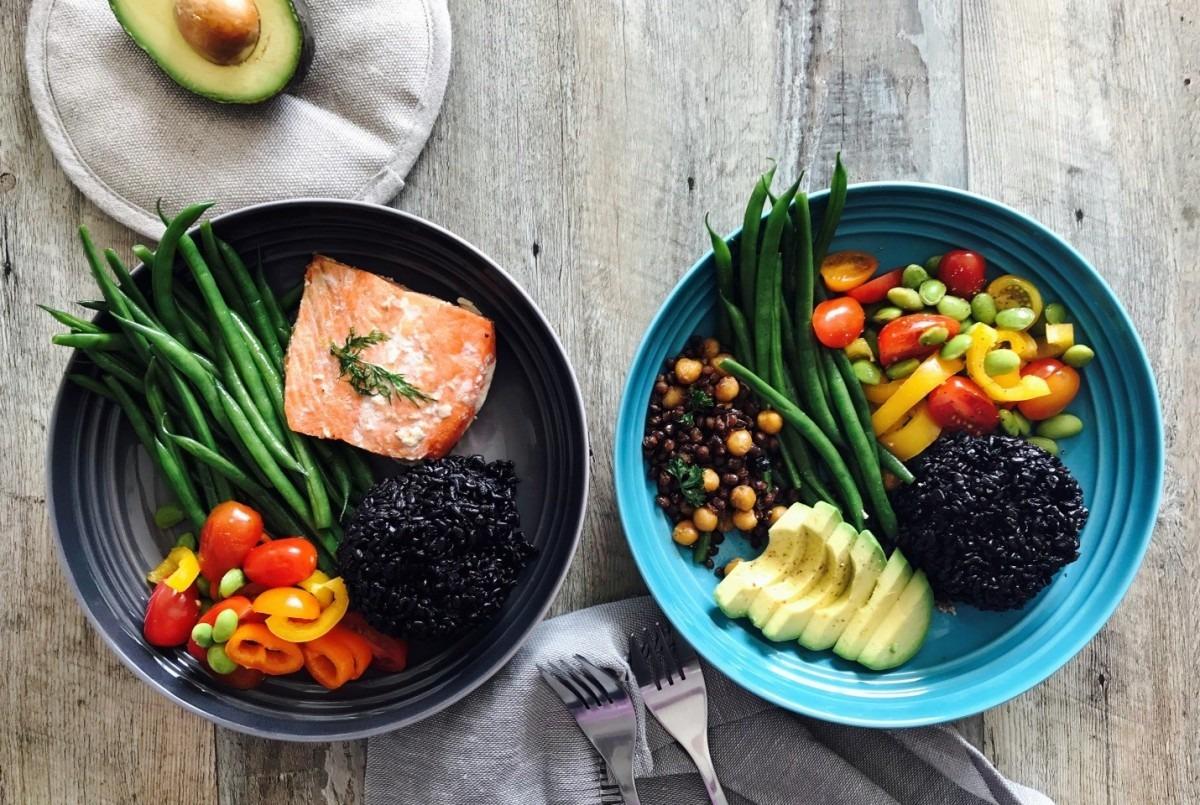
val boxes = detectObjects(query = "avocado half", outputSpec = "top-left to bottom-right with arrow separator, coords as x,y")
109,0 -> 314,104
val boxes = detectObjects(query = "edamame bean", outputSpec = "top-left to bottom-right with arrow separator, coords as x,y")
902,264 -> 928,289
919,279 -> 946,306
218,568 -> 245,598
174,532 -> 197,550
937,295 -> 971,321
154,504 -> 185,529
1027,436 -> 1059,456
959,317 -> 975,331
918,326 -> 950,346
887,287 -> 924,311
845,337 -> 873,362
984,349 -> 1020,376
994,306 -> 1036,331
852,360 -> 883,385
999,409 -> 1032,437
872,306 -> 903,324
886,358 -> 920,380
1036,413 -> 1083,440
191,623 -> 214,648
940,333 -> 973,359
1062,344 -> 1095,368
970,292 -> 998,325
207,644 -> 238,674
1044,302 -> 1069,324
924,255 -> 942,274
212,608 -> 239,643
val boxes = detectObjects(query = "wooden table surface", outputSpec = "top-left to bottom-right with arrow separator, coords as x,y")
3,1 -> 1197,803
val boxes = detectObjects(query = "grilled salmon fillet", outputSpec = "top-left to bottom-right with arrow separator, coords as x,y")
284,255 -> 496,460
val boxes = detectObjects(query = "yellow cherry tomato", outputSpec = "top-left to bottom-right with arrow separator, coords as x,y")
252,587 -> 322,620
986,275 -> 1044,319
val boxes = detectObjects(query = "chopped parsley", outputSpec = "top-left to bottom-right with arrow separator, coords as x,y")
666,456 -> 707,507
688,387 -> 714,409
330,329 -> 432,405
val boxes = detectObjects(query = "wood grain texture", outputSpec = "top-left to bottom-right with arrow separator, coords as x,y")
1,0 -> 1196,802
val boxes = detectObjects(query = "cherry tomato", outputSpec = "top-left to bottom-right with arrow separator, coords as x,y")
820,251 -> 879,292
938,249 -> 987,297
846,268 -> 903,304
876,314 -> 961,366
144,582 -> 201,647
198,501 -> 264,584
341,612 -> 409,672
186,595 -> 265,663
242,538 -> 318,588
927,376 -> 1000,436
812,297 -> 865,349
1017,358 -> 1080,420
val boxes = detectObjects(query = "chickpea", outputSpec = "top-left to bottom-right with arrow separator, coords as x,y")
661,386 -> 685,408
730,484 -> 757,512
757,410 -> 784,435
675,357 -> 703,385
714,375 -> 740,402
724,557 -> 742,575
732,509 -> 758,532
726,429 -> 753,456
692,506 -> 719,532
701,468 -> 720,493
710,353 -> 733,375
672,520 -> 700,546
701,338 -> 722,359
769,505 -> 788,525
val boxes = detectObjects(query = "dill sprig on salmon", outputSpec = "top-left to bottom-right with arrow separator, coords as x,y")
330,329 -> 432,405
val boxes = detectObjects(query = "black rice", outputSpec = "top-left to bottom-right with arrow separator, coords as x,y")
890,432 -> 1088,611
338,456 -> 536,640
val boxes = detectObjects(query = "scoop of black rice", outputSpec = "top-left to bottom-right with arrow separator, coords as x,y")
338,455 -> 536,640
890,432 -> 1088,611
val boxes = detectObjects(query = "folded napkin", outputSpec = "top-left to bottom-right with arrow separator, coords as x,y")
26,0 -> 451,238
367,597 -> 1052,805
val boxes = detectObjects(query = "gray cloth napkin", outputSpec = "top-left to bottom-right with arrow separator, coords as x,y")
367,597 -> 1053,805
25,0 -> 451,238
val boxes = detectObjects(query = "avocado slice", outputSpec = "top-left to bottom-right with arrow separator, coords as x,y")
110,0 -> 313,104
856,569 -> 934,670
832,549 -> 913,662
798,530 -> 887,651
714,503 -> 811,619
760,520 -> 857,642
747,501 -> 840,630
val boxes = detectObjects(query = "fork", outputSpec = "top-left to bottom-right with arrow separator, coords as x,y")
540,655 -> 641,804
629,623 -> 728,805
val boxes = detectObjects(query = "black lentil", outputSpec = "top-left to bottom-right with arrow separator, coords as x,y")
338,456 -> 535,640
890,432 -> 1088,611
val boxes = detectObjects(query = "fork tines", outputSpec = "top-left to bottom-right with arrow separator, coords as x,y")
540,655 -> 627,709
629,622 -> 693,691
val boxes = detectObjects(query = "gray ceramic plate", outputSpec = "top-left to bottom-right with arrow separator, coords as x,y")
47,200 -> 588,740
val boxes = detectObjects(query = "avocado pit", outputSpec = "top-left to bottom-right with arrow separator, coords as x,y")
174,0 -> 261,65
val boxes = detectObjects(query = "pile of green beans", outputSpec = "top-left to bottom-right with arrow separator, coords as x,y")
708,157 -> 906,540
45,203 -> 375,563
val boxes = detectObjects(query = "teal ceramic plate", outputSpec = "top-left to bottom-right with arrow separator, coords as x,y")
614,182 -> 1163,727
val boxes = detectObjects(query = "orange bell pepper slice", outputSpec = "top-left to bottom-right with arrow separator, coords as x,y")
253,587 -> 322,620
966,325 -> 1051,402
871,354 -> 964,436
301,630 -> 360,690
265,577 -> 350,642
224,623 -> 304,675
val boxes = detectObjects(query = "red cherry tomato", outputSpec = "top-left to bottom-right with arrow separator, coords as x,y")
198,501 -> 264,583
927,376 -> 1000,436
1017,359 -> 1081,420
938,250 -> 987,297
846,268 -> 903,304
876,314 -> 961,366
144,582 -> 201,647
242,538 -> 319,588
811,297 -> 865,349
341,612 -> 410,672
185,595 -> 266,663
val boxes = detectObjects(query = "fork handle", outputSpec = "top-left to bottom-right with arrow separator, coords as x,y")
683,736 -> 727,805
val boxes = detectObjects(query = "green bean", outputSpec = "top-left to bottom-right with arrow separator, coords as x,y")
754,179 -> 801,374
705,213 -> 735,346
88,351 -> 143,390
812,153 -> 847,268
178,304 -> 216,356
52,333 -> 128,351
145,369 -> 215,511
256,263 -> 293,346
739,166 -> 777,342
340,444 -> 376,496
311,439 -> 353,518
691,531 -> 712,565
104,249 -> 154,315
152,354 -> 231,503
775,436 -> 803,490
114,317 -> 211,393
40,305 -> 103,334
278,280 -> 304,315
217,239 -> 285,367
153,202 -> 212,344
721,358 -> 864,527
213,335 -> 305,474
79,227 -> 152,360
67,373 -> 115,400
831,349 -> 914,485
78,300 -> 109,312
780,427 -> 835,505
820,350 -> 897,537
719,295 -> 755,368
131,244 -> 156,268
199,222 -> 250,321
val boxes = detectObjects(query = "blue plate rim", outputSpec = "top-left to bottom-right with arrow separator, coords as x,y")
614,180 -> 1164,727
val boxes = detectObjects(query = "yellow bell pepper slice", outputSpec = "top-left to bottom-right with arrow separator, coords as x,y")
863,379 -> 905,405
1037,323 -> 1075,358
967,325 -> 1051,402
995,329 -> 1038,360
299,570 -> 335,608
992,370 -> 1022,388
265,577 -> 349,642
879,403 -> 942,461
147,546 -> 201,593
871,354 -> 964,436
